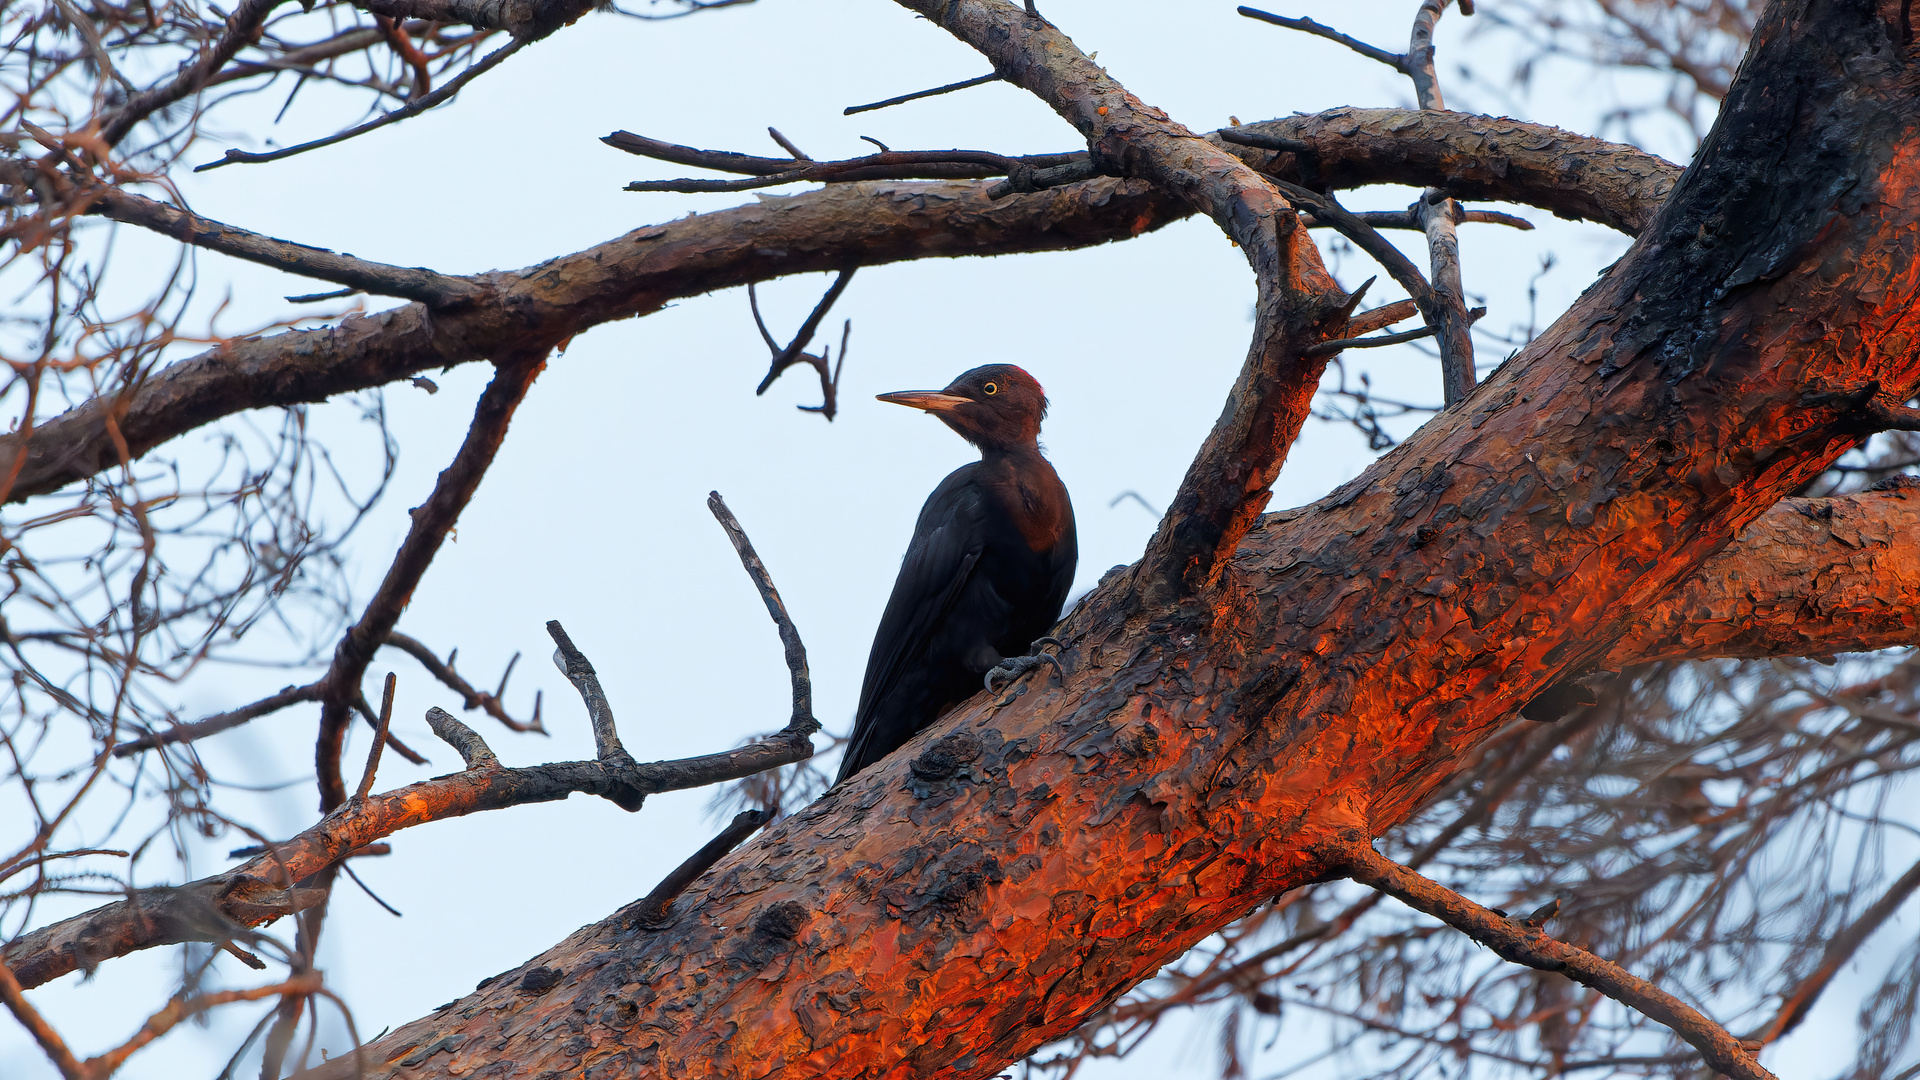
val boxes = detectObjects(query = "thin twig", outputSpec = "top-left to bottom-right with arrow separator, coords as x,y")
354,673 -> 397,802
627,809 -> 769,928
767,127 -> 811,160
195,36 -> 530,172
844,72 -> 1002,115
314,351 -> 547,811
99,0 -> 285,147
384,631 -> 543,733
748,269 -> 855,418
1407,0 -> 1477,405
624,148 -> 1032,193
545,621 -> 637,783
1304,324 -> 1438,357
424,707 -> 499,769
1236,7 -> 1407,71
707,492 -> 816,731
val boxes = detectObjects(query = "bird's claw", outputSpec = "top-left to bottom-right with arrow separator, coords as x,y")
983,639 -> 1067,693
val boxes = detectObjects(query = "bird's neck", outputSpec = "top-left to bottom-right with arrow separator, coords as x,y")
977,442 -> 1046,464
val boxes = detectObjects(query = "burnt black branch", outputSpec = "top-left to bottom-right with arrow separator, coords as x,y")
748,270 -> 855,419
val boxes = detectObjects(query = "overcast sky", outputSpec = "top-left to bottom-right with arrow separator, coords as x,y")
6,2 -> 1873,1077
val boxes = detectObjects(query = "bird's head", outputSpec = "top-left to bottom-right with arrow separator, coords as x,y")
877,364 -> 1049,453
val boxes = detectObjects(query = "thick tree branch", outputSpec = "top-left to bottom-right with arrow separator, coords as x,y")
1226,109 -> 1679,236
1331,839 -> 1773,1080
0,178 -> 1179,506
1606,484 -> 1920,665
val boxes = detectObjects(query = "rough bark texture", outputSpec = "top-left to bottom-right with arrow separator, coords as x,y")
1607,482 -> 1920,664
292,2 -> 1920,1077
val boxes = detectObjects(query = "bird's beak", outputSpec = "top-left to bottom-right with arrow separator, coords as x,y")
876,390 -> 970,413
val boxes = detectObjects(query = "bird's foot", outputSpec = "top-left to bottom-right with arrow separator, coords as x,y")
983,638 -> 1067,694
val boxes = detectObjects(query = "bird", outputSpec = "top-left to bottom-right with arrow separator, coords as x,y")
835,363 -> 1077,783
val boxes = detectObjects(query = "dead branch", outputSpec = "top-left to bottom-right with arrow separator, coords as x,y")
383,631 -> 543,733
844,72 -> 1002,115
315,353 -> 547,811
96,0 -> 284,148
748,270 -> 854,419
1236,7 -> 1408,71
626,809 -> 770,929
707,491 -> 817,730
3,501 -> 818,990
1331,838 -> 1774,1080
195,37 -> 530,172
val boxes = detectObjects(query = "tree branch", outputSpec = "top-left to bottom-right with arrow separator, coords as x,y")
1606,484 -> 1920,666
1748,852 -> 1920,1044
1,496 -> 820,990
1236,7 -> 1408,72
1,111 -> 1674,509
1331,838 -> 1774,1080
3,165 -> 482,306
382,631 -> 543,733
96,0 -> 284,148
315,353 -> 547,811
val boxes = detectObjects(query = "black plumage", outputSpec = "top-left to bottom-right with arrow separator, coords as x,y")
836,364 -> 1077,783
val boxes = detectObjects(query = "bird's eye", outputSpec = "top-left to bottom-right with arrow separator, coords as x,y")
983,382 -> 998,395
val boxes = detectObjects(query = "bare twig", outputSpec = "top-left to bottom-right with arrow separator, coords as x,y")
706,492 -> 817,731
1236,7 -> 1407,71
354,674 -> 398,802
384,631 -> 544,733
98,0 -> 285,147
844,72 -> 1002,115
767,127 -> 811,160
1304,324 -> 1439,357
546,621 -> 638,796
748,270 -> 855,418
1407,0 -> 1476,405
1346,298 -> 1420,336
424,707 -> 499,768
624,148 -> 1035,193
113,682 -> 321,756
315,352 -> 548,812
195,37 -> 530,172
626,809 -> 769,929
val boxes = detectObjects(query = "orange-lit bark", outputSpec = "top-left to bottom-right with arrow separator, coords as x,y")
1607,484 -> 1920,665
288,3 -> 1920,1078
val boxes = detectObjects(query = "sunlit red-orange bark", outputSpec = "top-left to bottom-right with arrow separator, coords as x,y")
296,3 -> 1920,1078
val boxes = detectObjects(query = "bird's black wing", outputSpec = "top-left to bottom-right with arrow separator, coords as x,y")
838,469 -> 989,781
